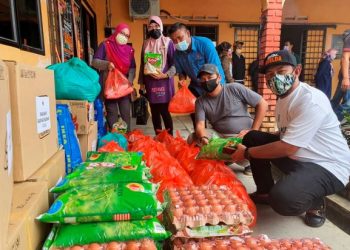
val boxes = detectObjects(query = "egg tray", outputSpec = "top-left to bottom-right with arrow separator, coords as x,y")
172,235 -> 331,250
50,238 -> 161,250
163,212 -> 251,239
164,186 -> 254,230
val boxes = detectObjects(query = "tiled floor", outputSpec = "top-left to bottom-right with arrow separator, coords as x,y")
131,115 -> 350,249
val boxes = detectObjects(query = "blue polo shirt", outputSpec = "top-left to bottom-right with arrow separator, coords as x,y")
174,36 -> 226,97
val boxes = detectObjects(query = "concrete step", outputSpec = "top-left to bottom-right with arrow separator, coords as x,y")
326,194 -> 350,235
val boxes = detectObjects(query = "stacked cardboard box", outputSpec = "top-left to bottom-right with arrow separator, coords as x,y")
1,61 -> 65,249
5,61 -> 59,182
56,100 -> 94,135
0,60 -> 13,249
78,121 -> 98,161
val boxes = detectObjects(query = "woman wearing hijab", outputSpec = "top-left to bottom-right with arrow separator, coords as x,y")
315,48 -> 337,99
92,23 -> 136,131
138,16 -> 176,135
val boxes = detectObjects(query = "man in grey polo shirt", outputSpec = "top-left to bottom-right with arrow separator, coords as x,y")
190,64 -> 268,175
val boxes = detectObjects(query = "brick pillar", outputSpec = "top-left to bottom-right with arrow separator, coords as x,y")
258,0 -> 283,132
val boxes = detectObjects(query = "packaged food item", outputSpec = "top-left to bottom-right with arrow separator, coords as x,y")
112,117 -> 128,134
38,183 -> 162,223
50,162 -> 151,193
43,219 -> 169,248
98,132 -> 128,150
164,185 -> 254,230
172,235 -> 332,250
86,151 -> 142,167
144,52 -> 162,75
196,137 -> 242,161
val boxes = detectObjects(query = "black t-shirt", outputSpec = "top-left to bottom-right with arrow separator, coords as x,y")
232,53 -> 246,81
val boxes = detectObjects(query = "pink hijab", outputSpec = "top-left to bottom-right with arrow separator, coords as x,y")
105,23 -> 134,75
143,16 -> 171,71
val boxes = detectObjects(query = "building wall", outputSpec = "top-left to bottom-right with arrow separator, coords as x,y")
94,0 -> 349,92
0,0 -> 52,68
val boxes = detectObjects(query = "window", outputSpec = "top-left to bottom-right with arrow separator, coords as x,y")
143,24 -> 219,44
0,0 -> 45,54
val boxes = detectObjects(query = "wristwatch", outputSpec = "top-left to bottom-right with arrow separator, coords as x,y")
244,147 -> 251,160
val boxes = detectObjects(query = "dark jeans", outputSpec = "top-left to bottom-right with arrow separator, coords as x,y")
149,102 -> 173,135
243,130 -> 345,216
105,95 -> 131,131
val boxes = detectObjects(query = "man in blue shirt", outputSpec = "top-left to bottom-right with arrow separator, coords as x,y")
168,22 -> 226,127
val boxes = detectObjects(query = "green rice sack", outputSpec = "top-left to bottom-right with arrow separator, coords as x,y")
38,183 -> 163,224
196,137 -> 242,161
50,162 -> 151,193
46,219 -> 170,248
86,151 -> 143,167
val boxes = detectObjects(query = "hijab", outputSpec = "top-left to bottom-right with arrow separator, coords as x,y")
105,23 -> 134,75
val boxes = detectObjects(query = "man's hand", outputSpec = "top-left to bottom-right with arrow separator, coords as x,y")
237,129 -> 251,138
108,62 -> 115,71
341,78 -> 350,91
231,143 -> 247,162
200,136 -> 209,146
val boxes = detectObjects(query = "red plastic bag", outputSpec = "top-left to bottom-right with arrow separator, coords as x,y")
98,141 -> 124,152
169,81 -> 196,113
104,69 -> 133,99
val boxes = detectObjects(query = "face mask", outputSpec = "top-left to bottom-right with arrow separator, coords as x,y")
235,48 -> 242,54
148,29 -> 162,39
330,54 -> 336,60
283,45 -> 290,51
116,33 -> 128,45
175,40 -> 189,51
267,73 -> 295,96
201,78 -> 218,93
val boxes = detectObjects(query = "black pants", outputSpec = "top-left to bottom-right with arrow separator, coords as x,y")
149,102 -> 173,135
243,130 -> 345,216
105,95 -> 131,132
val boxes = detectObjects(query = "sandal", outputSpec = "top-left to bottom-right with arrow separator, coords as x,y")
304,199 -> 326,228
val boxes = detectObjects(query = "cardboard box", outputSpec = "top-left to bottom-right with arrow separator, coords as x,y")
5,61 -> 59,182
56,100 -> 94,135
28,148 -> 65,204
10,182 -> 49,250
6,218 -> 27,250
0,60 -> 13,249
78,121 -> 98,161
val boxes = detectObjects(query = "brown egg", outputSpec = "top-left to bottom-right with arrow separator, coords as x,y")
245,238 -> 259,248
178,187 -> 188,192
140,239 -> 157,250
88,243 -> 102,250
230,240 -> 243,248
236,247 -> 250,250
208,198 -> 220,205
184,199 -> 197,207
183,242 -> 197,250
210,185 -> 219,190
292,240 -> 303,248
200,185 -> 209,191
199,205 -> 211,214
189,185 -> 199,191
199,241 -> 213,250
220,199 -> 232,206
197,199 -> 209,206
106,242 -> 122,250
194,194 -> 206,200
125,241 -> 141,250
215,240 -> 229,250
224,204 -> 236,213
185,206 -> 197,216
216,193 -> 226,200
180,190 -> 190,196
211,204 -> 223,214
182,194 -> 194,201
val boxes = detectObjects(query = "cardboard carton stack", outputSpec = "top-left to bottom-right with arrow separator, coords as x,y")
57,100 -> 97,161
1,60 -> 65,250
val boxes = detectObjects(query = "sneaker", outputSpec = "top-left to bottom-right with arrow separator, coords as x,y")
304,198 -> 326,228
243,166 -> 253,176
249,192 -> 270,205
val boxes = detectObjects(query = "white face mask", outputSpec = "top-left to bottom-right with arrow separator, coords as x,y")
283,45 -> 290,51
116,33 -> 128,45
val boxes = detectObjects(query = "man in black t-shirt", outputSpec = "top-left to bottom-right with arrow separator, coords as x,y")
232,41 -> 246,84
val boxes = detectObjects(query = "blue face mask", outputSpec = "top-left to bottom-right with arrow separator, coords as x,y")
267,73 -> 295,96
175,40 -> 189,51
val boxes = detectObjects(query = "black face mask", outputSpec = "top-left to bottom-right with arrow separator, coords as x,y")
148,29 -> 162,39
201,78 -> 218,93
